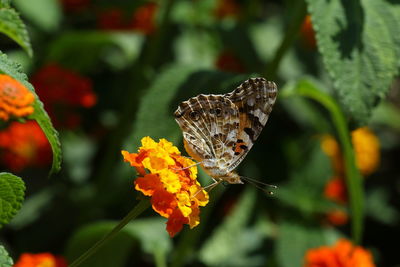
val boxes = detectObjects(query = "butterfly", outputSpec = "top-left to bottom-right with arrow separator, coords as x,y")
174,77 -> 277,186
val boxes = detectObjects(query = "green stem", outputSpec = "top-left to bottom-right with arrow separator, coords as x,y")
264,0 -> 307,80
285,80 -> 364,243
69,199 -> 150,267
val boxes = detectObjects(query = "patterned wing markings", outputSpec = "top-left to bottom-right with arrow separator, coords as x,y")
174,94 -> 240,177
174,77 -> 277,183
226,77 -> 277,171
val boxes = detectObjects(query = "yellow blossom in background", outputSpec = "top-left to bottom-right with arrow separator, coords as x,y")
352,127 -> 380,175
321,127 -> 380,176
321,135 -> 343,174
122,137 -> 209,237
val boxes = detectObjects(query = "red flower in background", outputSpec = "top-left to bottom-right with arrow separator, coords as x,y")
131,2 -> 157,35
14,252 -> 67,267
31,63 -> 96,129
324,176 -> 347,204
59,0 -> 91,13
97,3 -> 157,34
97,8 -> 128,30
215,51 -> 246,73
0,121 -> 51,171
300,15 -> 317,49
214,0 -> 240,19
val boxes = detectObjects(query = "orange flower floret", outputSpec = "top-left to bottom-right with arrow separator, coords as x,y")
122,137 -> 209,237
304,239 -> 376,267
14,252 -> 68,267
0,121 -> 51,171
0,74 -> 35,121
352,127 -> 380,176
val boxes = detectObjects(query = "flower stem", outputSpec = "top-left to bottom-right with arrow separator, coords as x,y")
283,79 -> 364,243
69,199 -> 150,267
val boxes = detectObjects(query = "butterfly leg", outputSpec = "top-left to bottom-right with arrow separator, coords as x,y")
172,161 -> 203,171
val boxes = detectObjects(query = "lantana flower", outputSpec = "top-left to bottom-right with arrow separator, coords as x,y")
304,238 -> 376,267
31,63 -> 96,129
122,137 -> 209,237
14,252 -> 68,267
0,121 -> 51,171
0,74 -> 35,121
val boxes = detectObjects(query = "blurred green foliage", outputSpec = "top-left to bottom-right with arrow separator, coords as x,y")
0,0 -> 399,266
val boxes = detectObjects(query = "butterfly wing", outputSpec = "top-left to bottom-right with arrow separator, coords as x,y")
225,77 -> 277,172
174,94 -> 240,177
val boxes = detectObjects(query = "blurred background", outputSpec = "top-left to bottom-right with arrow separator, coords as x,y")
1,0 -> 399,266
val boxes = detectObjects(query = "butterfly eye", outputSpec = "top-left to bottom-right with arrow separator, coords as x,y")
189,111 -> 200,120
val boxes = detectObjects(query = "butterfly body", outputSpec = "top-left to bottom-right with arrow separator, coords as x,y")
174,77 -> 277,184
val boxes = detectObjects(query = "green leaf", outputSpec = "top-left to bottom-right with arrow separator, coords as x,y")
370,101 -> 400,131
0,245 -> 13,266
199,189 -> 263,267
0,52 -> 62,174
0,0 -> 10,8
128,64 -> 201,149
276,143 -> 336,216
276,222 -> 342,267
0,173 -> 25,228
306,0 -> 400,124
47,31 -> 144,72
65,218 -> 172,267
0,7 -> 32,56
365,187 -> 399,225
13,0 -> 62,32
9,188 -> 55,229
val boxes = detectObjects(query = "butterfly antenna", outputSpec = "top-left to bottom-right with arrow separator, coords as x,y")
240,176 -> 278,195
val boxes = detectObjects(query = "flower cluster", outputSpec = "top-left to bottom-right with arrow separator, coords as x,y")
14,252 -> 67,267
0,121 -> 51,171
97,3 -> 157,35
0,74 -> 35,121
304,239 -> 376,267
122,137 -> 209,237
31,63 -> 96,129
321,127 -> 380,225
